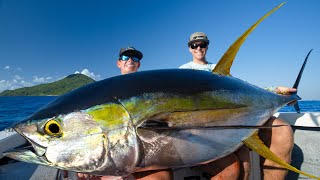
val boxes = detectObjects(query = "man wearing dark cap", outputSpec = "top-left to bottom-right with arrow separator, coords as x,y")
75,47 -> 172,180
117,46 -> 143,75
117,46 -> 173,180
180,32 -> 296,179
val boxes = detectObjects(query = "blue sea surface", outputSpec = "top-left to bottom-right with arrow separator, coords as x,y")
0,96 -> 57,131
0,96 -> 319,131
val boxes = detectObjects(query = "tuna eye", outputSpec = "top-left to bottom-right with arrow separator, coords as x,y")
45,120 -> 62,137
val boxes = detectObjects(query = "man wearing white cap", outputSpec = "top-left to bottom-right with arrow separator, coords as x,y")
180,32 -> 295,179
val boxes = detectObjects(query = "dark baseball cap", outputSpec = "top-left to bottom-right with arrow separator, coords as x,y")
188,32 -> 210,46
118,46 -> 143,60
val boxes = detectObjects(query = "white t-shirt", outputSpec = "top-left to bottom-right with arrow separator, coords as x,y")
179,61 -> 216,72
179,61 -> 276,93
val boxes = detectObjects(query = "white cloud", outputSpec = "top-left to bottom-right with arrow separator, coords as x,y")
2,66 -> 22,72
74,69 -> 101,80
33,76 -> 53,83
14,75 -> 23,80
19,80 -> 33,87
0,74 -> 56,93
0,78 -> 33,93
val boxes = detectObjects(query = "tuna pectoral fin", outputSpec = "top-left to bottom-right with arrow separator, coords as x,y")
243,132 -> 320,179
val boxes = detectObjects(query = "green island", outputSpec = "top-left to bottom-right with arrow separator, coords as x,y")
0,74 -> 95,96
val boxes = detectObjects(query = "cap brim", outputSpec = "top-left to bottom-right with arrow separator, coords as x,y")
188,39 -> 209,46
120,49 -> 143,60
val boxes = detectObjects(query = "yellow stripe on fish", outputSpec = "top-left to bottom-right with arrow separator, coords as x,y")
120,92 -> 246,126
87,103 -> 130,129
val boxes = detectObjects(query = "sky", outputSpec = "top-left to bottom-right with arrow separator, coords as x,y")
0,0 -> 319,100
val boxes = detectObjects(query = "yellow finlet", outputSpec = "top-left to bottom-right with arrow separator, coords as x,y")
243,131 -> 320,179
213,2 -> 285,76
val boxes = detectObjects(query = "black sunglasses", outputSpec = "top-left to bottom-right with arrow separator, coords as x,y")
119,55 -> 140,62
190,43 -> 208,49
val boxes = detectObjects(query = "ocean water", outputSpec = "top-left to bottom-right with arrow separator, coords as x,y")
0,96 -> 319,131
0,96 -> 57,131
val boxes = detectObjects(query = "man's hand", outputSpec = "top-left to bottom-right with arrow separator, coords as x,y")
275,86 -> 297,95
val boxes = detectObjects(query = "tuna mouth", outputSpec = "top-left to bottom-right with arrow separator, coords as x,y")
26,138 -> 47,156
14,127 -> 47,156
5,143 -> 38,155
3,130 -> 49,165
3,140 -> 50,166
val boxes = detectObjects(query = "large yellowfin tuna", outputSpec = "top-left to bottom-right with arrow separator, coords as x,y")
3,2 -> 319,179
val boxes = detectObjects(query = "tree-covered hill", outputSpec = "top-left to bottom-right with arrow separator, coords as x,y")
0,74 -> 96,96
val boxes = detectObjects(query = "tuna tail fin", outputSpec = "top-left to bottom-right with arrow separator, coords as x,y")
243,132 -> 320,179
213,2 -> 285,76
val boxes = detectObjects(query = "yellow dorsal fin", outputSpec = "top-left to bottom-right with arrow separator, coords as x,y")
213,2 -> 285,76
243,131 -> 320,179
